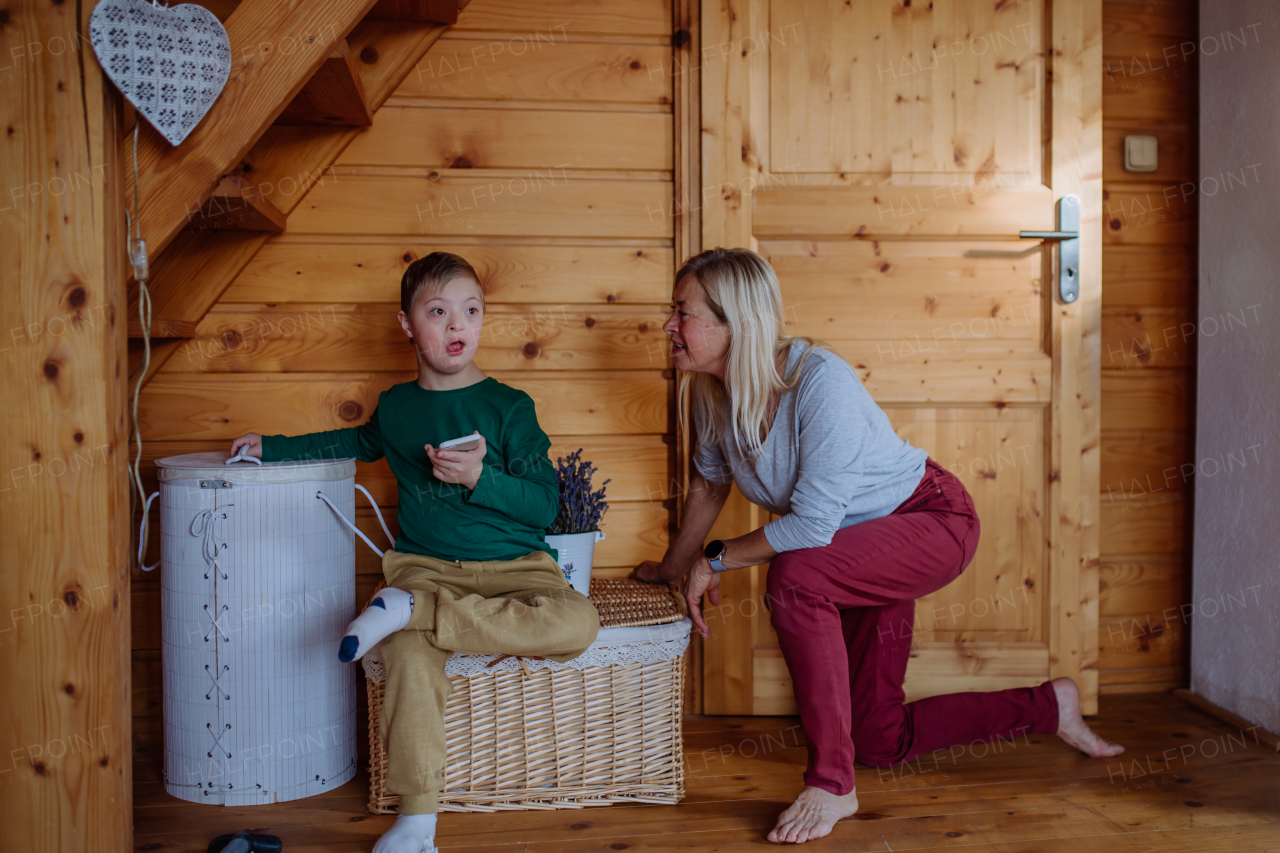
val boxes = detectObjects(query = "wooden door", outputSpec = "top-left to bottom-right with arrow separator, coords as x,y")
698,0 -> 1101,716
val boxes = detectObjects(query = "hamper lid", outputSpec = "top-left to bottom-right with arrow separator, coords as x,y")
590,577 -> 685,628
156,451 -> 356,484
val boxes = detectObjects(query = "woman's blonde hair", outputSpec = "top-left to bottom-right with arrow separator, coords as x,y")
675,247 -> 839,458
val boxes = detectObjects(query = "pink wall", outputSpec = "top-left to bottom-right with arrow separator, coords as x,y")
1194,0 -> 1280,735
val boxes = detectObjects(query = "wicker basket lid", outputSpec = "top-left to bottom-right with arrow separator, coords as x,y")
156,451 -> 356,484
589,577 -> 686,628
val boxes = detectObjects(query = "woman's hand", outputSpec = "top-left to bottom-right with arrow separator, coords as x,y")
426,431 -> 487,490
230,433 -> 263,459
684,555 -> 720,640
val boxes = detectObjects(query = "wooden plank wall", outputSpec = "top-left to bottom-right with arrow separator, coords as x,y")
133,0 -> 679,764
1098,0 -> 1198,693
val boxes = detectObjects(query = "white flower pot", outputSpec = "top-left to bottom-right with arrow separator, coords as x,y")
545,530 -> 606,596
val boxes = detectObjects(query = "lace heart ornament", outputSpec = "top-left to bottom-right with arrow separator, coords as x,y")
90,0 -> 232,146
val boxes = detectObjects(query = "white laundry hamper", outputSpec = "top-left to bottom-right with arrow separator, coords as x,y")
145,451 -> 378,805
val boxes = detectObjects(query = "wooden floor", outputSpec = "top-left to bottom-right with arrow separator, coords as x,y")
133,693 -> 1280,852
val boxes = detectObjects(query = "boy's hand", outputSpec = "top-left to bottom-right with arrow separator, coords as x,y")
425,431 -> 486,491
230,433 -> 263,459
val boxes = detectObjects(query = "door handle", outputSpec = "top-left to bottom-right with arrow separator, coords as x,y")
1019,194 -> 1081,304
1018,231 -> 1077,240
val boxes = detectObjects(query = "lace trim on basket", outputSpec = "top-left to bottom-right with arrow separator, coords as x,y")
362,618 -> 691,683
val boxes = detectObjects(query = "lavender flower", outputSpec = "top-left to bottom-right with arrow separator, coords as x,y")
546,448 -> 611,535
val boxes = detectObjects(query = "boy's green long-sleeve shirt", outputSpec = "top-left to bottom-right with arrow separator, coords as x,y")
261,378 -> 560,562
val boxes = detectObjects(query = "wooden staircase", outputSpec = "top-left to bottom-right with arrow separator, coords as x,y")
126,0 -> 468,380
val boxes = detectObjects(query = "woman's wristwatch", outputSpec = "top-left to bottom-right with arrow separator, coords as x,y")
704,539 -> 729,572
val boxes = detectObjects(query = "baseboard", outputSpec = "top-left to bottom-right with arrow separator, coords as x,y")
1171,688 -> 1280,752
1099,679 -> 1187,695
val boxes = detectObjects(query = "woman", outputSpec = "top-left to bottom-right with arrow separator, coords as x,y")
633,248 -> 1123,845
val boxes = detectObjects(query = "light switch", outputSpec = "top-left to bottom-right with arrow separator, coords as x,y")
1124,135 -> 1158,172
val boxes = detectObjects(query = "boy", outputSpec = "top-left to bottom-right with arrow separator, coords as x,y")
230,252 -> 601,853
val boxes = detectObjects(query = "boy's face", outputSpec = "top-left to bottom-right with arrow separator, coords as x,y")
397,275 -> 485,374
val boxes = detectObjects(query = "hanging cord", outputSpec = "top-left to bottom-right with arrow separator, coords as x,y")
126,122 -> 155,571
316,487 -> 394,558
137,491 -> 160,571
355,484 -> 395,547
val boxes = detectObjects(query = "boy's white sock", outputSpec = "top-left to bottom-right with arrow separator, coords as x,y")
338,588 -> 413,663
372,812 -> 438,853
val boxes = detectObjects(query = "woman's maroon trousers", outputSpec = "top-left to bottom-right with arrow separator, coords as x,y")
765,457 -> 1060,795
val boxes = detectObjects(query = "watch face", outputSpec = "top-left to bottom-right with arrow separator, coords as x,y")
704,539 -> 724,560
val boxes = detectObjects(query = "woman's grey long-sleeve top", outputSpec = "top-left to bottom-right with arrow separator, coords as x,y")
692,339 -> 929,552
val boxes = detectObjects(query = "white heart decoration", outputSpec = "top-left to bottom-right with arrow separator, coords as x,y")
90,0 -> 232,146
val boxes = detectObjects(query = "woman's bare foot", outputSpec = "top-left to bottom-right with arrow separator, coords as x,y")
1052,676 -> 1124,758
767,786 -> 859,844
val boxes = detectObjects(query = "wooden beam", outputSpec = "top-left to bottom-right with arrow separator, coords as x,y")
365,0 -> 459,24
128,339 -> 187,388
126,318 -> 198,339
182,176 -> 287,233
0,3 -> 132,850
243,19 -> 459,218
127,231 -> 270,339
275,40 -> 374,127
124,0 -> 378,263
346,18 -> 456,109
125,21 -> 450,343
198,0 -> 244,21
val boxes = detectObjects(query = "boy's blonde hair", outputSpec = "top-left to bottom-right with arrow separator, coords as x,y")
401,252 -> 484,314
675,247 -> 838,458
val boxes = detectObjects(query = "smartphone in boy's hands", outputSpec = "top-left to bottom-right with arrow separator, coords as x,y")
438,434 -> 481,453
427,431 -> 486,489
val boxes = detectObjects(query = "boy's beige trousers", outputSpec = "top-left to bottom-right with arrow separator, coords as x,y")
379,548 -> 601,814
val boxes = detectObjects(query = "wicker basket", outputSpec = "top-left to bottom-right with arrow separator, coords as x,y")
364,578 -> 690,813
